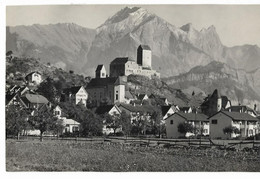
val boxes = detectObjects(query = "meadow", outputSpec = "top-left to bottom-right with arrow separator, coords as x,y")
6,139 -> 260,172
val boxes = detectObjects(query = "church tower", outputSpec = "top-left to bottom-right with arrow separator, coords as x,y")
137,45 -> 152,69
95,65 -> 106,78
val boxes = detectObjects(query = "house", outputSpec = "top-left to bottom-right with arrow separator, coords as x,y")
125,91 -> 136,104
137,93 -> 149,101
95,65 -> 107,78
109,45 -> 160,79
165,112 -> 209,138
62,118 -> 80,133
52,105 -> 80,134
161,105 -> 177,120
209,111 -> 259,139
95,104 -> 121,116
6,85 -> 29,107
118,103 -> 156,123
53,105 -> 62,118
20,94 -> 49,109
179,107 -> 192,113
62,86 -> 88,107
25,71 -> 42,86
95,104 -> 122,135
86,73 -> 126,106
225,105 -> 257,117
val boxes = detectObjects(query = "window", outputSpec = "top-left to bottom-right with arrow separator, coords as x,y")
212,120 -> 218,124
72,126 -> 79,132
170,120 -> 173,125
116,94 -> 118,100
55,111 -> 60,115
249,129 -> 253,135
102,73 -> 105,77
203,129 -> 208,133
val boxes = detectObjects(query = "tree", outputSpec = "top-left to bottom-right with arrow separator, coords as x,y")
104,113 -> 121,135
6,105 -> 30,140
223,125 -> 240,138
120,111 -> 132,136
80,111 -> 103,136
28,107 -> 61,141
37,77 -> 60,103
150,110 -> 163,137
178,122 -> 194,136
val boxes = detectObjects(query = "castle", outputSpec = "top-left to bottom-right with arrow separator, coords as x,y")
109,45 -> 160,79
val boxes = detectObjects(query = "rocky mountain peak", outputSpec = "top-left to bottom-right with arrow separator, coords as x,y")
180,23 -> 193,32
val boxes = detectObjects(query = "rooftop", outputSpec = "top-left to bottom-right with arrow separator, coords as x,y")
138,45 -> 151,50
167,112 -> 209,122
110,57 -> 135,65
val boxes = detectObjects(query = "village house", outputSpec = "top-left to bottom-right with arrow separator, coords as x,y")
136,93 -> 149,102
165,112 -> 209,138
95,104 -> 122,135
161,105 -> 178,120
25,71 -> 42,86
125,91 -> 136,104
209,111 -> 259,139
86,70 -> 126,106
6,85 -> 29,107
118,103 -> 156,123
20,93 -> 49,109
109,45 -> 160,79
52,105 -> 80,134
61,86 -> 88,107
179,107 -> 192,113
225,105 -> 257,117
62,118 -> 80,133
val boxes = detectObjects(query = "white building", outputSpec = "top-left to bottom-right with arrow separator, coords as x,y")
62,86 -> 88,107
25,71 -> 42,86
209,111 -> 259,139
165,112 -> 209,138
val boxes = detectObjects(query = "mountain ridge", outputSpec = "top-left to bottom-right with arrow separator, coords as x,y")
6,6 -> 260,77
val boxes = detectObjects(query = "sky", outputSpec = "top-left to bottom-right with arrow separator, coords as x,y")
6,4 -> 260,47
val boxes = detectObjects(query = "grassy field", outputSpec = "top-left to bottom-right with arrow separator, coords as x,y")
6,139 -> 260,172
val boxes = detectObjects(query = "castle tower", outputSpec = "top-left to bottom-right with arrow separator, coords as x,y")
217,91 -> 222,112
95,65 -> 106,78
137,45 -> 152,69
212,89 -> 222,112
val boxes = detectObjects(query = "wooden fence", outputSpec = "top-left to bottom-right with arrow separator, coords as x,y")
7,135 -> 260,151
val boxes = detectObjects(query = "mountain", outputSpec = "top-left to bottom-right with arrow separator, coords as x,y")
6,6 -> 260,77
6,23 -> 96,73
164,61 -> 260,109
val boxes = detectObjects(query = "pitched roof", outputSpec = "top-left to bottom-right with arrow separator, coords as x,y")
95,105 -> 116,115
95,65 -> 104,72
167,112 -> 209,122
211,111 -> 258,121
87,77 -> 125,88
161,106 -> 172,116
25,71 -> 41,78
22,94 -> 49,104
119,103 -> 156,114
125,91 -> 134,99
137,94 -> 147,100
139,45 -> 151,50
63,86 -> 82,95
63,118 -> 80,125
225,106 -> 256,113
110,57 -> 135,65
179,107 -> 191,112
